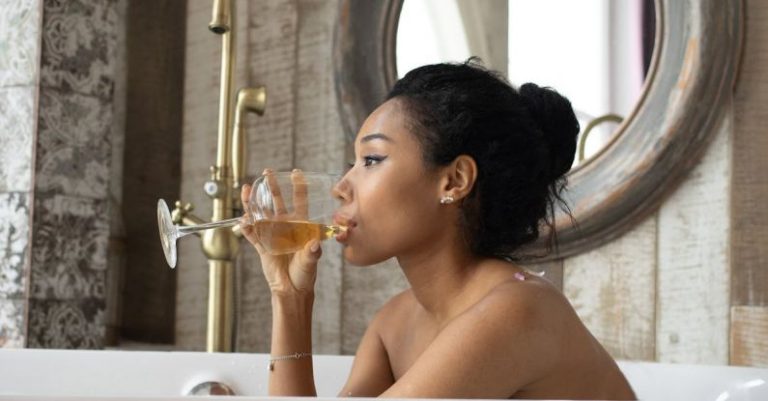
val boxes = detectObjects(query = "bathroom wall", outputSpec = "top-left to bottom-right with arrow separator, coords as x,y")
117,0 -> 186,345
0,0 -> 124,349
0,0 -> 40,348
555,1 -> 767,367
177,0 -> 767,367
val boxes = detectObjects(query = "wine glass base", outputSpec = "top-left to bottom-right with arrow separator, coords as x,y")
157,199 -> 178,268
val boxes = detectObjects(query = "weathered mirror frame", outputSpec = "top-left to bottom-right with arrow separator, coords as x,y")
333,0 -> 743,260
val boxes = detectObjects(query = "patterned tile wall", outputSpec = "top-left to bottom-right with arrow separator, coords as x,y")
0,193 -> 30,347
0,299 -> 25,347
0,193 -> 30,300
0,0 -> 40,87
35,90 -> 112,199
27,298 -> 105,348
0,87 -> 35,193
25,0 -> 118,349
0,0 -> 41,348
0,0 -> 120,349
39,0 -> 117,100
29,195 -> 108,300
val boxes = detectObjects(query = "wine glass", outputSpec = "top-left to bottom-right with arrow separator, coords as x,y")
157,171 -> 346,268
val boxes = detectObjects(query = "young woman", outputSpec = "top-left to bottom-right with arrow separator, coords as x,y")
241,61 -> 636,400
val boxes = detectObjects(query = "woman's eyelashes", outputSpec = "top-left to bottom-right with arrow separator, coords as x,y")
347,155 -> 388,170
363,154 -> 387,167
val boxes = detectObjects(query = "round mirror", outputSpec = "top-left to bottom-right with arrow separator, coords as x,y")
333,0 -> 742,259
396,0 -> 657,167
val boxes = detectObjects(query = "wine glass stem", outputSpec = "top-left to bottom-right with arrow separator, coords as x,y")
176,217 -> 241,237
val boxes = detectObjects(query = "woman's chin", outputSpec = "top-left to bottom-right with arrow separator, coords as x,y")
342,247 -> 389,267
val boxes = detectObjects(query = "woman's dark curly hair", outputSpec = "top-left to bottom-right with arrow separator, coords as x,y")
386,60 -> 579,260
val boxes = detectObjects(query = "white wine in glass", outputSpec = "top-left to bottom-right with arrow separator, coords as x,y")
157,171 -> 346,268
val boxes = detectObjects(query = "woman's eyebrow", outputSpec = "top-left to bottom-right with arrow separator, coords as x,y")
360,133 -> 394,144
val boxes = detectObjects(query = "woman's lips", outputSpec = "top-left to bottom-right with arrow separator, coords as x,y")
333,213 -> 356,243
335,229 -> 350,243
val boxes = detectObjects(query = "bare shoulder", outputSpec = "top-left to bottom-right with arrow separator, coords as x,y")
451,273 -> 574,369
467,273 -> 572,329
458,274 -> 635,399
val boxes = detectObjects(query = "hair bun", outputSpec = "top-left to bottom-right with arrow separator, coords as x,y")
519,83 -> 580,180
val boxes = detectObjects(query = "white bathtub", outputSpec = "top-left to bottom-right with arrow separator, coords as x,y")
0,349 -> 766,400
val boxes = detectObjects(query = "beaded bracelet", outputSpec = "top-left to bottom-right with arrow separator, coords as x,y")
269,352 -> 312,371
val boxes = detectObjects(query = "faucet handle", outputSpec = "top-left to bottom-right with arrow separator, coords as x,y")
175,201 -> 194,213
204,166 -> 225,198
172,200 -> 205,228
175,200 -> 194,212
172,201 -> 195,224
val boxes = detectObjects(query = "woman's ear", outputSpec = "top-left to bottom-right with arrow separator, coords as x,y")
439,155 -> 478,202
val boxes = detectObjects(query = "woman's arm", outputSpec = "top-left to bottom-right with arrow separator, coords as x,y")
269,290 -> 317,396
240,175 -> 323,396
338,305 -> 397,397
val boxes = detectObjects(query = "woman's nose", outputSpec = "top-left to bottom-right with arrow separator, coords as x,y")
333,177 -> 351,202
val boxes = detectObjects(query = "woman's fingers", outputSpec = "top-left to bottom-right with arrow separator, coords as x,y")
241,183 -> 251,204
241,183 -> 253,219
240,183 -> 267,254
240,221 -> 267,255
265,170 -> 288,215
291,169 -> 309,219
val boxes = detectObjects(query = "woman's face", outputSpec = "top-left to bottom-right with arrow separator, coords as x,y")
333,99 -> 447,266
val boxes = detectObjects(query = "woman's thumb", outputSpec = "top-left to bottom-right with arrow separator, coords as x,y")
289,240 -> 321,291
305,239 -> 322,263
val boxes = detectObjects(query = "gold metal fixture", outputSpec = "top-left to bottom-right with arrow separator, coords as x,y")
577,114 -> 624,162
233,88 -> 267,189
172,0 -> 267,352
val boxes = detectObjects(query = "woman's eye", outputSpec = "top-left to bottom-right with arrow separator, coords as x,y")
363,155 -> 386,167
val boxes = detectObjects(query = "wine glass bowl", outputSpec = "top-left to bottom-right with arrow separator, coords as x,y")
246,172 -> 346,255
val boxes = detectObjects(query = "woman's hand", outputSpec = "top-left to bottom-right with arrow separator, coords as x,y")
240,169 -> 322,294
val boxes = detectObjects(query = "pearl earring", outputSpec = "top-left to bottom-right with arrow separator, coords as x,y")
440,195 -> 455,205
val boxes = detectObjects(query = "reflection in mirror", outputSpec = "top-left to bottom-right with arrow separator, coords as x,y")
396,0 -> 656,167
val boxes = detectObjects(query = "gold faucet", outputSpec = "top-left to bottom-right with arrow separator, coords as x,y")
172,0 -> 266,352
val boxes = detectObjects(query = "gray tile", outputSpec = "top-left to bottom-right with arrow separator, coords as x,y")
0,192 -> 30,299
0,86 -> 35,192
27,298 -> 105,349
0,299 -> 26,348
0,0 -> 41,87
29,194 -> 108,300
40,0 -> 117,99
35,89 -> 112,199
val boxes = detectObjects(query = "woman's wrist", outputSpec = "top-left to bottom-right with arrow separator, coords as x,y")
270,290 -> 314,359
270,286 -> 315,302
267,277 -> 315,296
271,289 -> 315,320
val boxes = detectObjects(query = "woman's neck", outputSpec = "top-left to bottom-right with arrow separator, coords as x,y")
396,234 -> 483,324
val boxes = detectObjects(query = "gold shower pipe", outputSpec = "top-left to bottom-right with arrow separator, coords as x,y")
173,0 -> 266,353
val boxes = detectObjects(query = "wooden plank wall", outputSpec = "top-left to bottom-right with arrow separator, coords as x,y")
563,216 -> 657,361
233,0 -> 298,353
176,0 -> 229,351
177,0 -> 767,367
656,114 -> 731,364
731,0 -> 768,368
